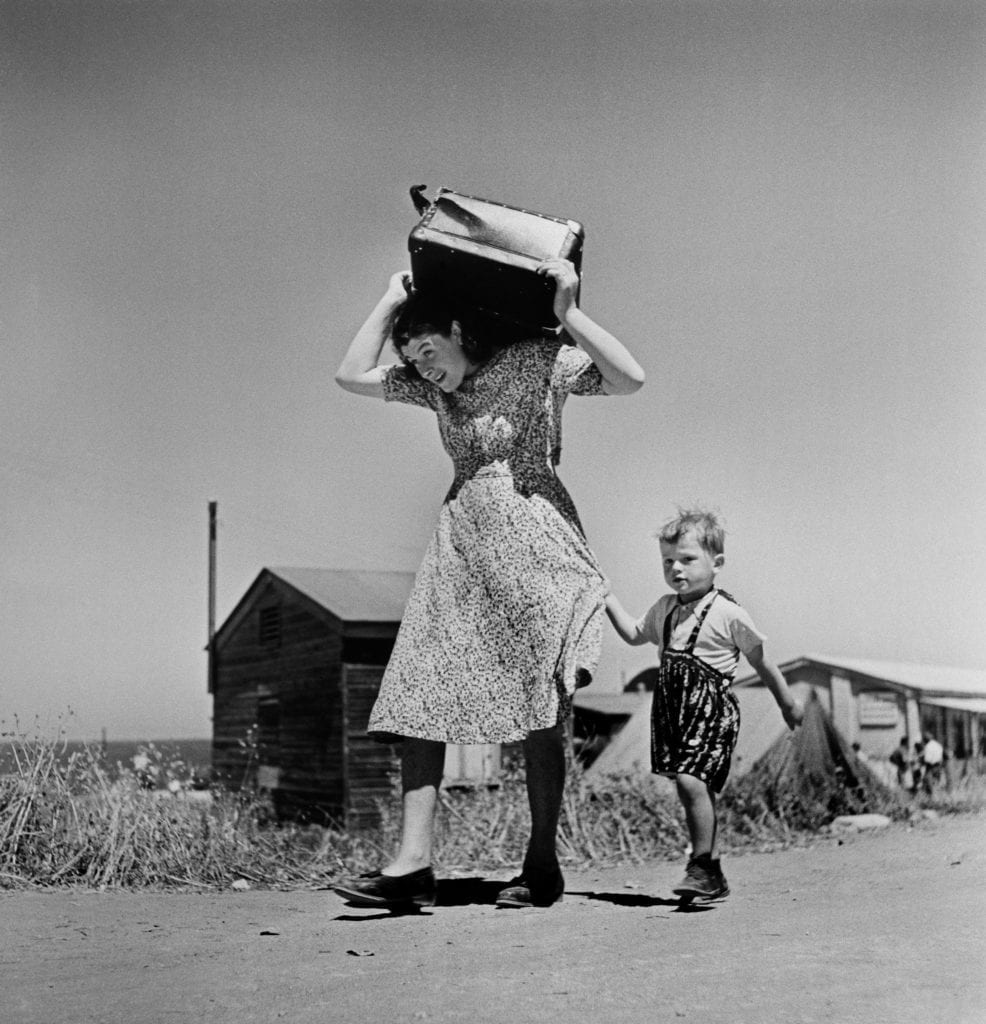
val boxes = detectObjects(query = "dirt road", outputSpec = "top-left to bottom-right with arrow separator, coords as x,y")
2,813 -> 983,1024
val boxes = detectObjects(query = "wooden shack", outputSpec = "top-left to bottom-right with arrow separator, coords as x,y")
210,567 -> 415,826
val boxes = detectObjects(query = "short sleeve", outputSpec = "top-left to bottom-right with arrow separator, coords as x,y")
549,341 -> 606,396
382,364 -> 438,409
636,597 -> 670,647
727,606 -> 767,655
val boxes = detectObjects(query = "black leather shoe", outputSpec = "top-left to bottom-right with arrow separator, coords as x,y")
332,867 -> 437,908
495,865 -> 565,908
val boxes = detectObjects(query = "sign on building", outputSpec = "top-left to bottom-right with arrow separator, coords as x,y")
857,692 -> 900,727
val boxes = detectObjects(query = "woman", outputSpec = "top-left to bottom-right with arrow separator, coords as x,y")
333,258 -> 644,909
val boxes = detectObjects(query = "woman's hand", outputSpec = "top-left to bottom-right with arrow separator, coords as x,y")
541,260 -> 645,394
537,258 -> 579,322
386,270 -> 414,304
335,271 -> 413,398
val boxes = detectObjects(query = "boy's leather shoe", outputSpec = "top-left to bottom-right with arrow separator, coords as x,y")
672,856 -> 730,901
332,866 -> 436,908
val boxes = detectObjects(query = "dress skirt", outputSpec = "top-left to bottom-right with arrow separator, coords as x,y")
368,462 -> 605,744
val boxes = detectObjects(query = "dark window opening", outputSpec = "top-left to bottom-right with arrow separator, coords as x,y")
341,636 -> 395,665
258,606 -> 282,648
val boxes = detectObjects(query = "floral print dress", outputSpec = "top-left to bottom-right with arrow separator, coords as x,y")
368,338 -> 607,744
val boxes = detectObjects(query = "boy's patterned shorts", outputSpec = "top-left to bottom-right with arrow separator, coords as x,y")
650,654 -> 740,793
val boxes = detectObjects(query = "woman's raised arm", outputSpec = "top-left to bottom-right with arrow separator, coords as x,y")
538,258 -> 645,396
334,272 -> 410,398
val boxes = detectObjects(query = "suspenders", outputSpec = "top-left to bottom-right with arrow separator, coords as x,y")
662,591 -> 719,655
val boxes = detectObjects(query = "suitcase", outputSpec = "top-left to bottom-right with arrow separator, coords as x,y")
407,186 -> 585,331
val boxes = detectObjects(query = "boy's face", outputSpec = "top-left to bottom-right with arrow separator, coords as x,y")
659,530 -> 724,602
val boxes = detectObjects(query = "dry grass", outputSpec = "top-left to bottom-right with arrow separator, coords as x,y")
0,731 -> 376,890
2,729 -> 983,890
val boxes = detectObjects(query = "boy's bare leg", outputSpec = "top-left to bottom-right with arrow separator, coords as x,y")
672,772 -> 729,899
676,772 -> 718,859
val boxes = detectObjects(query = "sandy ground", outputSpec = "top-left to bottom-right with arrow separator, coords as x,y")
2,813 -> 984,1024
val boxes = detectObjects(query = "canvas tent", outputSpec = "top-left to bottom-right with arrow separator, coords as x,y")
737,693 -> 893,826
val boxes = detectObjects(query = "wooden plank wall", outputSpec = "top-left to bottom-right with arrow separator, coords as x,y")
212,584 -> 401,826
212,593 -> 343,809
342,663 -> 400,828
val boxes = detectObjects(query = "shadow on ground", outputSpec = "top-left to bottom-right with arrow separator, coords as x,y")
569,890 -> 716,913
332,876 -> 716,918
330,876 -> 506,920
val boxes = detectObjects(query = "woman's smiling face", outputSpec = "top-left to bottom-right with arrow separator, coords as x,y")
400,322 -> 476,392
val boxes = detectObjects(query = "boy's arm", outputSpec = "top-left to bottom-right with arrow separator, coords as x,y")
604,592 -> 650,646
745,644 -> 803,730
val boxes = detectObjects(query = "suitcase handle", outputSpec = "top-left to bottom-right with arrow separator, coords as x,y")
409,184 -> 430,215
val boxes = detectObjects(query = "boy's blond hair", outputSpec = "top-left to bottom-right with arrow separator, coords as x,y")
657,508 -> 725,556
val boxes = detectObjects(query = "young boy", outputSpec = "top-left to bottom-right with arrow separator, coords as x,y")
605,508 -> 803,901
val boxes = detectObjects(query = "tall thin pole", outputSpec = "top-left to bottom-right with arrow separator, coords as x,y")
208,500 -> 217,694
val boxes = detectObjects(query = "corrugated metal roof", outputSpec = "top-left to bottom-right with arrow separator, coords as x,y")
268,567 -> 415,622
738,654 -> 986,698
802,654 -> 986,697
922,696 -> 986,714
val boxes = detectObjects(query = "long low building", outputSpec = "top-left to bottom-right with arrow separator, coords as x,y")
733,654 -> 986,773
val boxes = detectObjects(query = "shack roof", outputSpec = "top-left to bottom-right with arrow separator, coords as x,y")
268,567 -> 415,622
214,567 -> 416,649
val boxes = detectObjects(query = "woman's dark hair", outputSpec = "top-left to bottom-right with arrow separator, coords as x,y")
391,291 -> 533,376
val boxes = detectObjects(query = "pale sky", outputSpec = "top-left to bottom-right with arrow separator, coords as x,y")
2,0 -> 984,740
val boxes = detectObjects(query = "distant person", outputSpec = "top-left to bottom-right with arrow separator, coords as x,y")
921,733 -> 944,793
889,737 -> 911,789
604,507 -> 803,902
912,741 -> 925,793
332,260 -> 644,911
851,741 -> 871,765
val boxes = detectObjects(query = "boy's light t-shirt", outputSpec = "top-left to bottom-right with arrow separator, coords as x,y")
633,590 -> 766,679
